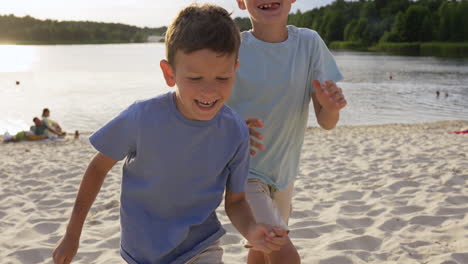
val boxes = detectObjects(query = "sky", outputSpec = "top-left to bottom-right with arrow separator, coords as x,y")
1,0 -> 335,28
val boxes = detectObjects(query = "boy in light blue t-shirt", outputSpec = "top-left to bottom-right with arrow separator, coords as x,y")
227,1 -> 348,263
52,4 -> 287,264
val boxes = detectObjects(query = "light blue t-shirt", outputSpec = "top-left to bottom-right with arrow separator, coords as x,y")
228,26 -> 343,190
89,92 -> 250,264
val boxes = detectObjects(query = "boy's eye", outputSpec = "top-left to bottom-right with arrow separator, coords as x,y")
188,77 -> 202,81
216,77 -> 230,81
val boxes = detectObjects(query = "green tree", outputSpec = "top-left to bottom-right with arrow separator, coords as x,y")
403,5 -> 432,42
324,10 -> 346,41
461,0 -> 468,41
344,19 -> 358,41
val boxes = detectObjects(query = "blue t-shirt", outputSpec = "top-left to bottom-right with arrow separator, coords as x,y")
89,92 -> 250,264
228,26 -> 343,190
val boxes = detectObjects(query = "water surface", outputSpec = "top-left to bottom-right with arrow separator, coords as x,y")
0,44 -> 467,134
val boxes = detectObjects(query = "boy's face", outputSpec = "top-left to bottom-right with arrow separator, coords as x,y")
236,0 -> 296,25
160,49 -> 239,121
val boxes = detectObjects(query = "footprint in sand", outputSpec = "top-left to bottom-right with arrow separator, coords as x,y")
336,217 -> 374,229
289,220 -> 325,229
390,205 -> 424,215
328,235 -> 382,251
378,217 -> 408,232
436,207 -> 468,216
445,195 -> 468,205
409,215 -> 448,226
388,180 -> 420,192
319,255 -> 353,264
340,204 -> 373,215
452,253 -> 468,263
221,234 -> 242,245
401,241 -> 432,248
366,208 -> 386,217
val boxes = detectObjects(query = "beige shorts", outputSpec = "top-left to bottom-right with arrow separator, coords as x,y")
185,240 -> 223,264
245,178 -> 295,230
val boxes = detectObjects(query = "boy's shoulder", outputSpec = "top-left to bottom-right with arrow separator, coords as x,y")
218,105 -> 249,138
127,92 -> 173,115
288,25 -> 321,42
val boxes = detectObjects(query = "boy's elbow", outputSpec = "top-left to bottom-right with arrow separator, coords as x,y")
318,121 -> 336,130
224,191 -> 246,210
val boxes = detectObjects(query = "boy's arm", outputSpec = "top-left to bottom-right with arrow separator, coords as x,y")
312,80 -> 347,130
52,152 -> 117,264
224,190 -> 287,253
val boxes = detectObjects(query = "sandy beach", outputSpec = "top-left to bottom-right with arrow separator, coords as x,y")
1,120 -> 467,264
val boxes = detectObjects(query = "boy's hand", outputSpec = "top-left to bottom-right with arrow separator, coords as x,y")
313,80 -> 347,113
245,118 -> 265,156
52,234 -> 79,264
246,224 -> 288,253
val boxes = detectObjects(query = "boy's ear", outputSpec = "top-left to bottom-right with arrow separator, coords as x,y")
160,60 -> 176,87
234,59 -> 240,72
236,0 -> 247,10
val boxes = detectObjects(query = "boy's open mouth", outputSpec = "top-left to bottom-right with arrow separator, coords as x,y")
258,2 -> 280,10
195,99 -> 218,108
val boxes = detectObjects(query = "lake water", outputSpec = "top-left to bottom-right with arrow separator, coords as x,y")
0,44 -> 467,135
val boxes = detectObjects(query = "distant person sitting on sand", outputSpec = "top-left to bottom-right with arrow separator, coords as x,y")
3,130 -> 47,143
31,117 -> 66,137
42,108 -> 66,135
436,90 -> 440,97
3,117 -> 64,142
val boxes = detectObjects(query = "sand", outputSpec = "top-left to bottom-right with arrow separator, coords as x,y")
1,120 -> 467,264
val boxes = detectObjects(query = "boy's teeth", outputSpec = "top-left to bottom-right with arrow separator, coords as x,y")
197,100 -> 216,106
259,3 -> 272,9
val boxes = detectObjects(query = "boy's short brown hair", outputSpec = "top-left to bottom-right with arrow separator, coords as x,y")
165,4 -> 240,66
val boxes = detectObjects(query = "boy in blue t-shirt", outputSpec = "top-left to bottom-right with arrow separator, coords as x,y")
52,4 -> 287,264
227,1 -> 348,263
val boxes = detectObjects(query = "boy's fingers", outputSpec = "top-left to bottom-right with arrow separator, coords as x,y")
249,127 -> 264,140
327,86 -> 339,95
252,244 -> 272,254
332,92 -> 343,101
264,242 -> 281,251
312,80 -> 323,94
246,118 -> 264,128
249,149 -> 257,156
338,99 -> 347,108
250,139 -> 265,151
272,227 -> 288,237
267,235 -> 288,246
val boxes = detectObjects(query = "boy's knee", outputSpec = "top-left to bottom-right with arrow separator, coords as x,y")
268,242 -> 300,264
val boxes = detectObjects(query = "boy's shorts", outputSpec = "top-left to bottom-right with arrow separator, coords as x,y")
185,240 -> 223,264
245,178 -> 295,230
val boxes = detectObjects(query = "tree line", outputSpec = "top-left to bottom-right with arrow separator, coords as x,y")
1,0 -> 467,46
287,0 -> 468,45
0,14 -> 166,44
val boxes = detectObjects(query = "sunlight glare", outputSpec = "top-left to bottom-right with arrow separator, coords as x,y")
0,45 -> 37,72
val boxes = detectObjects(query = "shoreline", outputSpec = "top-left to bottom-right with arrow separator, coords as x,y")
1,120 -> 467,263
3,119 -> 467,141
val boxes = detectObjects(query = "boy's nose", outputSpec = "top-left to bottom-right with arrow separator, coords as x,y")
200,83 -> 217,93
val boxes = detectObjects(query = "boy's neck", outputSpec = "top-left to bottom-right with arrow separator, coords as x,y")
251,23 -> 288,43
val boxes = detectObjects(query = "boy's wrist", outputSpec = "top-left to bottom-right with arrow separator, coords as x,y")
320,105 -> 340,115
244,221 -> 258,240
65,227 -> 82,241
